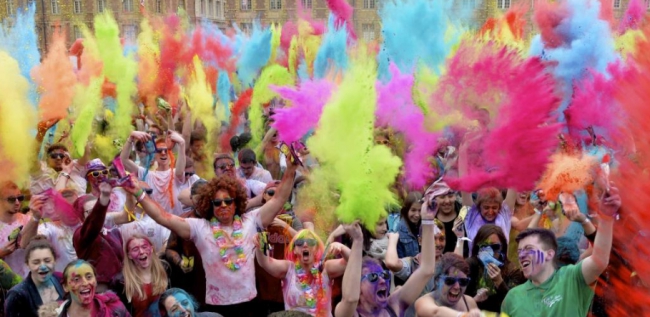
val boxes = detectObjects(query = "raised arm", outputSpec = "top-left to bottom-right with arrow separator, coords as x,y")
169,131 -> 186,183
259,163 -> 297,228
582,185 -> 619,285
385,233 -> 404,272
334,222 -> 364,317
255,244 -> 290,279
76,183 -> 112,251
31,119 -> 58,174
181,106 -> 192,148
397,200 -> 436,307
121,131 -> 151,174
504,189 -> 517,213
124,176 -> 191,239
19,195 -> 46,249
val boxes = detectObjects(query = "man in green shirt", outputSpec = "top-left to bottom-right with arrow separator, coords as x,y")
502,185 -> 620,317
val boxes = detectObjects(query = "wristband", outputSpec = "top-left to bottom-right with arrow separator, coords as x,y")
136,191 -> 146,203
421,220 -> 436,226
133,189 -> 144,199
31,215 -> 41,223
534,208 -> 542,215
580,217 -> 591,224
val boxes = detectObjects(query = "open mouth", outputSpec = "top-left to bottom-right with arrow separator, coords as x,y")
521,259 -> 531,269
38,271 -> 50,278
448,289 -> 461,302
138,255 -> 149,266
376,287 -> 388,300
302,250 -> 310,261
79,288 -> 93,301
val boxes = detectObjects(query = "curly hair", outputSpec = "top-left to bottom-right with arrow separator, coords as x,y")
194,176 -> 248,220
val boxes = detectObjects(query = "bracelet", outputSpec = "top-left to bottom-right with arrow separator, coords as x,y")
133,189 -> 144,199
580,218 -> 591,224
421,220 -> 436,226
136,191 -> 146,203
31,215 -> 41,223
60,172 -> 71,179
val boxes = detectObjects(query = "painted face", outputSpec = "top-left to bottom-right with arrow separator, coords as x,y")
127,238 -> 153,269
1,187 -> 22,214
434,232 -> 446,259
239,162 -> 256,178
28,248 -> 55,285
164,293 -> 195,317
292,234 -> 318,265
213,189 -> 235,224
359,263 -> 390,308
65,263 -> 97,307
435,193 -> 456,215
47,149 -> 66,170
214,159 -> 236,178
479,201 -> 500,222
516,192 -> 530,206
438,267 -> 470,306
407,202 -> 421,225
155,144 -> 170,169
517,235 -> 553,279
373,219 -> 388,240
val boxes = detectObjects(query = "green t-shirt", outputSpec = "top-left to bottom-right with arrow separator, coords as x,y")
501,262 -> 594,317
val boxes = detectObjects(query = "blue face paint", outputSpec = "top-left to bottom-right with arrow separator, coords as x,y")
167,293 -> 195,317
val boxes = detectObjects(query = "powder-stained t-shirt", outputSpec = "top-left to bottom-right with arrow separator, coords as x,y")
187,208 -> 261,306
501,262 -> 594,317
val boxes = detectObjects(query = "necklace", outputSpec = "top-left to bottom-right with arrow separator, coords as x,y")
295,262 -> 319,313
211,215 -> 246,271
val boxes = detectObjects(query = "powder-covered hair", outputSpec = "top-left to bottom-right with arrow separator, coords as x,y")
62,260 -> 96,285
122,235 -> 168,302
433,253 -> 470,287
285,229 -> 325,263
194,176 -> 248,220
475,187 -> 504,208
158,288 -> 200,317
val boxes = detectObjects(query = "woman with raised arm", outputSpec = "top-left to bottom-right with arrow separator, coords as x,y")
124,162 -> 298,316
335,193 -> 436,317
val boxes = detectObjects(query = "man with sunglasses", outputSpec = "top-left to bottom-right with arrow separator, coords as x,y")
213,153 -> 266,208
29,143 -> 88,196
501,184 -> 620,317
237,148 -> 272,184
0,182 -> 32,278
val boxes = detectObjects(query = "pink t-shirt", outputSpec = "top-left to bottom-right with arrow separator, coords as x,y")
282,262 -> 332,317
187,208 -> 261,306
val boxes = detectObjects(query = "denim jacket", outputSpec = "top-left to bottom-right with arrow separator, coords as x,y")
397,218 -> 420,258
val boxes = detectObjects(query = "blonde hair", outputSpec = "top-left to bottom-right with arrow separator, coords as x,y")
122,235 -> 168,302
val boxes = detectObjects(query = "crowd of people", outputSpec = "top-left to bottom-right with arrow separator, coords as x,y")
2,0 -> 650,315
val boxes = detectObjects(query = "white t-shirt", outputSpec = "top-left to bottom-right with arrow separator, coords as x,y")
244,179 -> 266,198
38,222 -> 80,272
30,161 -> 87,196
187,208 -> 261,305
137,167 -> 200,216
110,213 -> 171,252
238,166 -> 273,184
0,214 -> 30,278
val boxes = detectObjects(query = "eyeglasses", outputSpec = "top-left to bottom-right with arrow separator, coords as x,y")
212,198 -> 234,207
478,243 -> 502,253
49,153 -> 65,159
185,172 -> 195,177
6,195 -> 25,203
217,163 -> 235,171
265,189 -> 275,197
87,170 -> 109,177
440,275 -> 471,287
156,148 -> 168,154
88,170 -> 109,177
293,238 -> 317,247
361,270 -> 391,283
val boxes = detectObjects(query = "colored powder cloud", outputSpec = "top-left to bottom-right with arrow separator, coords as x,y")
314,15 -> 349,79
237,21 -> 272,87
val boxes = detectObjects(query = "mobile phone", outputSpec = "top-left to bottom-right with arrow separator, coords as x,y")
107,176 -> 133,188
8,226 -> 22,242
279,142 -> 304,167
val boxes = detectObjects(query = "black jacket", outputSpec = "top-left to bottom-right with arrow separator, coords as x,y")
5,272 -> 65,317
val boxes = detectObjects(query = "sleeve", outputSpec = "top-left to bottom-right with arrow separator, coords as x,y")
137,166 -> 146,180
186,218 -> 207,243
247,180 -> 266,196
394,258 -> 413,281
74,200 -> 109,255
4,288 -> 24,317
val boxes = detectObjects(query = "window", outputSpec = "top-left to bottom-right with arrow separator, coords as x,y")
208,0 -> 213,17
97,0 -> 105,12
200,0 -> 205,14
216,0 -> 223,17
6,0 -> 14,15
123,24 -> 137,40
363,0 -> 374,9
73,25 -> 83,39
613,0 -> 621,8
240,22 -> 253,34
156,0 -> 162,12
270,0 -> 281,10
241,0 -> 251,10
123,0 -> 133,12
74,0 -> 82,13
51,0 -> 59,14
462,0 -> 476,8
50,24 -> 61,35
362,23 -> 375,41
301,0 -> 311,8
497,0 -> 510,9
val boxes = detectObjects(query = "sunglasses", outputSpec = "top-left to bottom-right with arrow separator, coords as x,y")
212,198 -> 235,207
49,153 -> 65,159
294,238 -> 317,247
87,170 -> 109,178
440,275 -> 471,287
6,195 -> 25,203
185,172 -> 195,177
217,163 -> 235,171
361,270 -> 391,283
478,243 -> 502,253
156,148 -> 168,154
265,189 -> 275,197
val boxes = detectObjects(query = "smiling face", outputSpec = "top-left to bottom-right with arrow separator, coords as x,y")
480,201 -> 500,222
407,202 -> 421,225
359,263 -> 390,309
28,248 -> 55,285
155,143 -> 171,170
64,263 -> 97,307
434,232 -> 446,259
164,293 -> 195,317
213,189 -> 236,225
437,267 -> 469,307
127,238 -> 153,270
518,235 -> 554,280
373,219 -> 388,240
435,193 -> 456,216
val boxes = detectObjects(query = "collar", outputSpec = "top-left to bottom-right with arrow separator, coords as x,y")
524,268 -> 558,291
